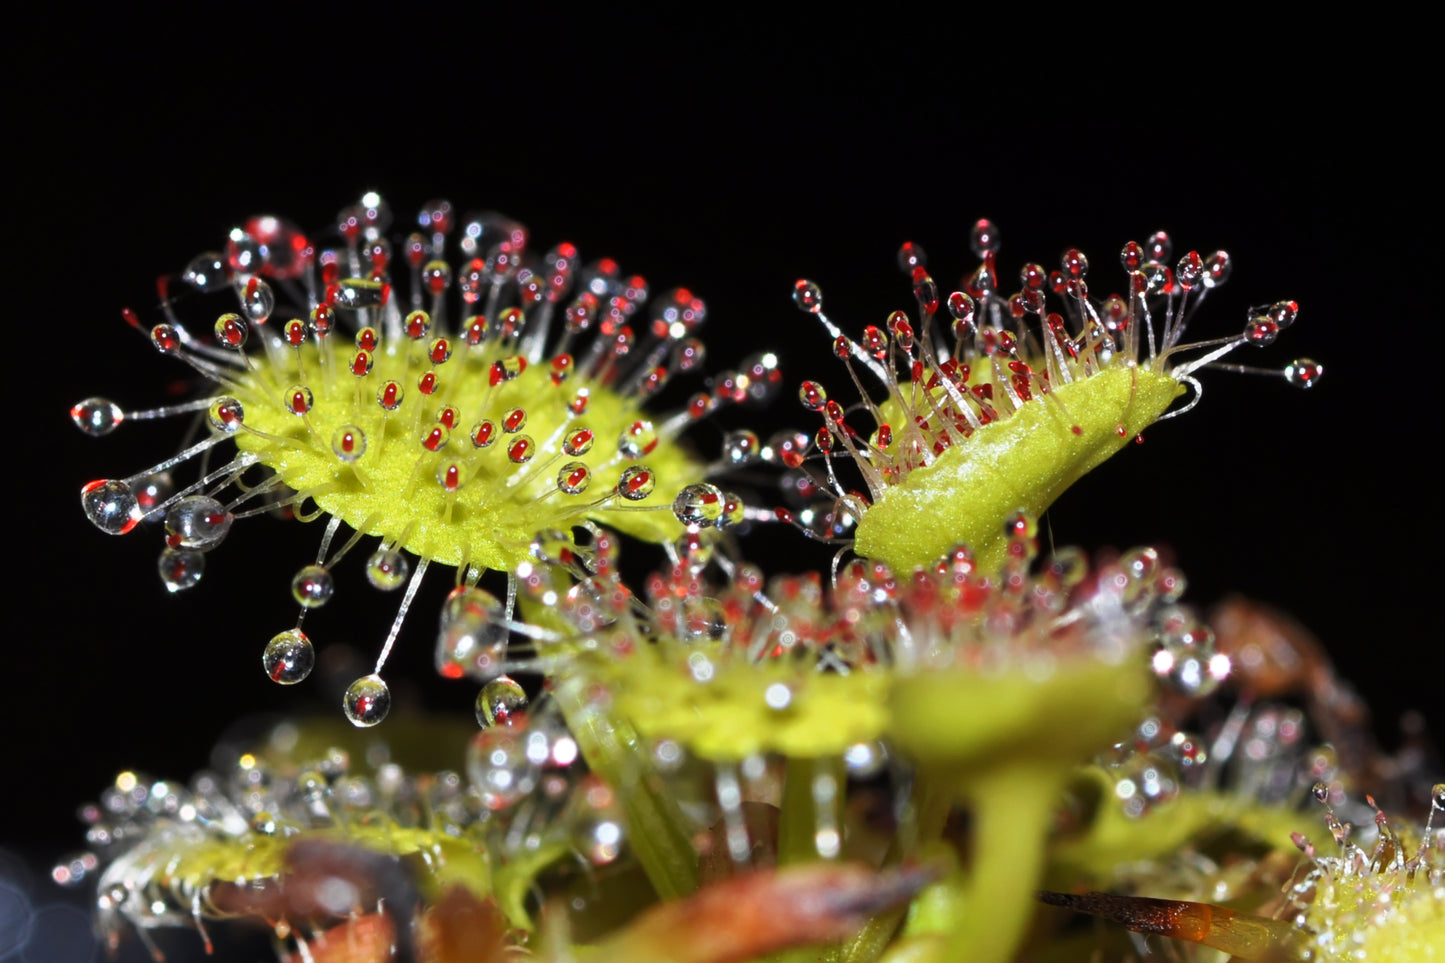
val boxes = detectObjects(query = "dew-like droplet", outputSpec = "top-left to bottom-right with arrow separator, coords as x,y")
1120,241 -> 1146,272
164,495 -> 233,550
285,384 -> 314,416
309,303 -> 335,339
151,323 -> 180,354
214,312 -> 248,348
291,564 -> 335,608
436,461 -> 462,492
1244,316 -> 1279,346
1201,250 -> 1232,288
897,241 -> 927,272
227,228 -> 262,275
1284,359 -> 1322,390
1004,509 -> 1038,540
1269,299 -> 1299,329
134,472 -> 172,512
970,218 -> 1000,256
263,629 -> 314,685
1136,262 -> 1167,295
1146,230 -> 1172,263
330,278 -> 388,310
675,596 -> 725,642
718,492 -> 746,529
506,434 -> 534,464
1110,751 -> 1179,817
532,527 -> 580,567
365,547 -> 409,590
674,337 -> 706,372
799,380 -> 827,411
560,576 -> 619,632
436,586 -> 508,681
466,725 -> 538,810
739,351 -> 784,404
343,674 -> 390,727
208,397 -> 245,433
331,424 -> 367,461
70,397 -> 123,436
617,465 -> 655,501
81,479 -> 141,535
556,462 -> 591,495
404,309 -> 432,340
477,675 -> 528,728
182,252 -> 228,291
1175,251 -> 1204,289
618,420 -> 658,459
792,279 -> 823,314
418,199 -> 453,235
1169,730 -> 1208,769
422,260 -> 452,295
241,277 -> 276,324
673,482 -> 725,527
556,427 -> 592,458
158,547 -> 204,592
471,420 -> 496,449
1152,636 -> 1225,698
721,429 -> 760,467
569,777 -> 625,865
843,742 -> 888,779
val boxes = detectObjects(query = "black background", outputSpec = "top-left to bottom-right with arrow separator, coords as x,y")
7,13 -> 1441,951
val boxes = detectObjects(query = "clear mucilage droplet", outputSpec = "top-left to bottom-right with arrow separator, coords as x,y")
466,725 -> 538,811
617,420 -> 659,459
240,278 -> 276,323
792,279 -> 823,313
721,429 -> 760,466
673,482 -> 726,527
476,675 -> 528,728
163,496 -> 233,551
1283,358 -> 1323,389
70,397 -> 123,436
330,424 -> 368,461
157,547 -> 204,592
81,479 -> 141,535
343,674 -> 390,727
569,777 -> 625,865
291,564 -> 335,608
436,587 -> 508,681
182,252 -> 228,291
263,629 -> 314,685
1152,617 -> 1228,697
364,547 -> 409,590
617,465 -> 655,500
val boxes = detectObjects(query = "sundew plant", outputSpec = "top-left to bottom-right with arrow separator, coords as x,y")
48,191 -> 1444,963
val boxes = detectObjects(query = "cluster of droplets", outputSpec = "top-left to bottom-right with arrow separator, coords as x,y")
782,220 -> 1320,534
460,512 -> 1204,877
487,511 -> 1208,687
1279,782 -> 1445,959
57,731 -> 486,954
1099,707 -> 1312,831
56,713 -> 622,957
74,194 -> 782,726
1092,591 -> 1444,827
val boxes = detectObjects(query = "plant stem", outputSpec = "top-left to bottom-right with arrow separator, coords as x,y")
895,764 -> 1056,963
778,756 -> 845,867
552,673 -> 699,900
